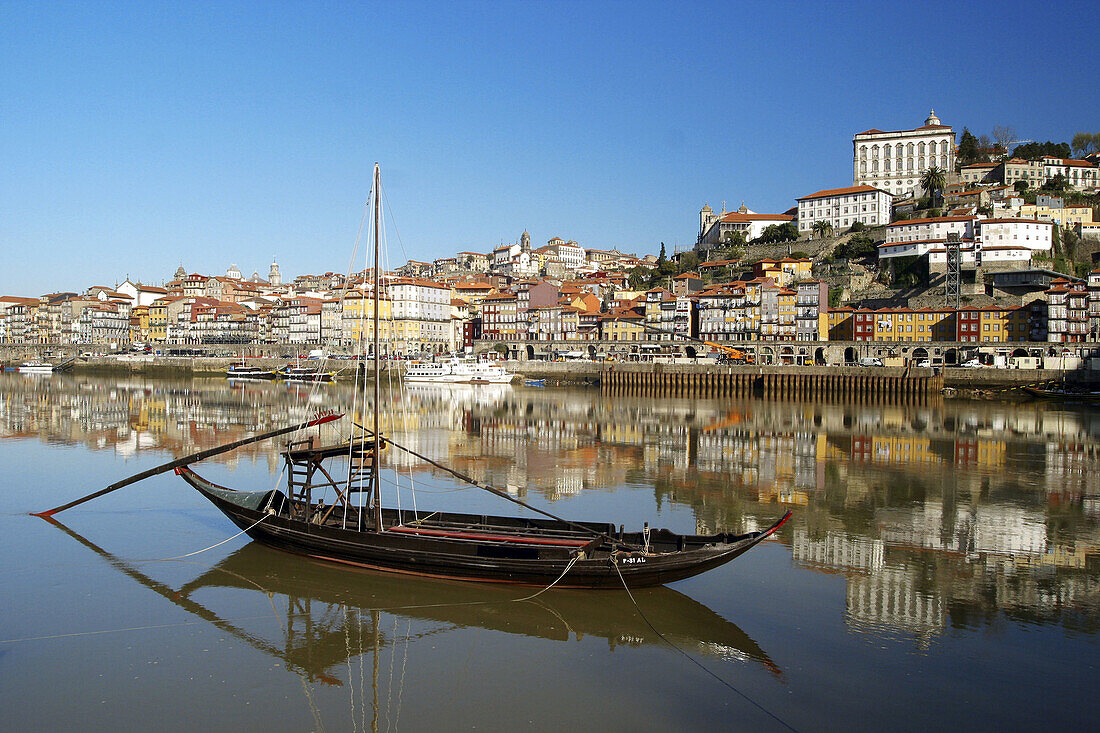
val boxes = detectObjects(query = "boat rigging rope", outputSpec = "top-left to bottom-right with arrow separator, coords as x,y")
611,559 -> 801,733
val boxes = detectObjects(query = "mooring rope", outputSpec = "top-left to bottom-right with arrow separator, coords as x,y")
611,558 -> 801,733
146,513 -> 270,562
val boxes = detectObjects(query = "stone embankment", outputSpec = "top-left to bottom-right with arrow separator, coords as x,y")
513,361 -> 1095,395
2,350 -> 1092,397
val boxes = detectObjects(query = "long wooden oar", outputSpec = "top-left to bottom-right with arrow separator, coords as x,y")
31,413 -> 343,517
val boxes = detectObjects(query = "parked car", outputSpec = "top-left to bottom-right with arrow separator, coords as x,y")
859,357 -> 884,367
914,359 -> 931,368
960,359 -> 984,368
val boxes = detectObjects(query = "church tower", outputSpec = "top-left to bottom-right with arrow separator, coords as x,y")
699,204 -> 716,243
269,258 -> 282,286
521,230 -> 531,250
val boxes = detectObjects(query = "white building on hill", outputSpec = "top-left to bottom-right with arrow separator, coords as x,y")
795,185 -> 893,233
697,204 -> 794,244
853,110 -> 955,197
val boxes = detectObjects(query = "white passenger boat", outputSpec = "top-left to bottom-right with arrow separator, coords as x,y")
403,358 -> 513,384
17,361 -> 54,374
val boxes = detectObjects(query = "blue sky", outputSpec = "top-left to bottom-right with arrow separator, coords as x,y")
2,0 -> 1097,295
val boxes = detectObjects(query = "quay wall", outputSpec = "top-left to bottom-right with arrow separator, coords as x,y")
1,344 -> 1093,393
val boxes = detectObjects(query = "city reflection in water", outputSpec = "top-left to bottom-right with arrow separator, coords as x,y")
4,372 -> 1100,645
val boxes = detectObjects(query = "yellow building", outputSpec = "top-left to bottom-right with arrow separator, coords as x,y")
1019,204 -> 1093,227
752,258 -> 813,287
830,307 -> 956,342
959,306 -> 1029,342
341,291 -> 394,346
827,308 -> 855,341
130,305 -> 150,343
148,299 -> 171,343
600,311 -> 645,341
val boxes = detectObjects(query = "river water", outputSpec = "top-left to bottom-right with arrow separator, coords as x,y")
1,372 -> 1097,731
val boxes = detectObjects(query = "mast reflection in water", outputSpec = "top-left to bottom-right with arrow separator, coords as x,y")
3,372 -> 1100,730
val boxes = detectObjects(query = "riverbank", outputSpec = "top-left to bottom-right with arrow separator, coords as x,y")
28,356 -> 1093,393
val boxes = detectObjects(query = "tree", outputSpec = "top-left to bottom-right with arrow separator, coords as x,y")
1042,174 -> 1068,192
834,234 -> 877,260
754,222 -> 798,244
1072,131 -> 1100,157
1012,141 -> 1072,160
657,242 -> 667,266
721,230 -> 746,248
678,251 -> 699,272
992,125 -> 1016,153
812,220 -> 833,239
957,128 -> 981,166
920,166 -> 947,206
1014,180 -> 1029,193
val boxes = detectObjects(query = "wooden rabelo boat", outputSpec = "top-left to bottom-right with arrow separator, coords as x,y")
37,163 -> 789,590
1022,385 -> 1100,402
226,363 -> 277,380
278,364 -> 337,382
175,458 -> 789,588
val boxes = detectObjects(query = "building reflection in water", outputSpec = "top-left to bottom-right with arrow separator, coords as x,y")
3,372 -> 1100,642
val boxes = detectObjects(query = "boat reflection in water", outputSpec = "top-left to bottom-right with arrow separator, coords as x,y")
46,518 -> 780,698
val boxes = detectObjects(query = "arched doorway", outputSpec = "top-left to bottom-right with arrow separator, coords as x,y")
780,346 -> 795,365
760,347 -> 775,365
844,346 -> 857,364
944,348 -> 958,365
525,344 -> 535,360
814,347 -> 826,365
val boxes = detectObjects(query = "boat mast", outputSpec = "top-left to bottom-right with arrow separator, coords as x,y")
371,162 -> 383,531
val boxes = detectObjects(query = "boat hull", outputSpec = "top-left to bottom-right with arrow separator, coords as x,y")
227,367 -> 277,380
178,467 -> 787,589
1023,386 -> 1100,402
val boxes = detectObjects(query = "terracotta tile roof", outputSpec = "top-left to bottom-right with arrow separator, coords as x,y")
453,282 -> 493,290
798,184 -> 890,201
717,212 -> 794,224
887,215 -> 975,227
977,218 -> 1053,225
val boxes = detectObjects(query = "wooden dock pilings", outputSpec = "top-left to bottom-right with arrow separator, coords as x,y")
600,367 -> 944,401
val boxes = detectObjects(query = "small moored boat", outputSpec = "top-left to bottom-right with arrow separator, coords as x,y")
278,365 -> 337,382
1023,385 -> 1100,402
17,361 -> 54,374
227,363 -> 277,380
